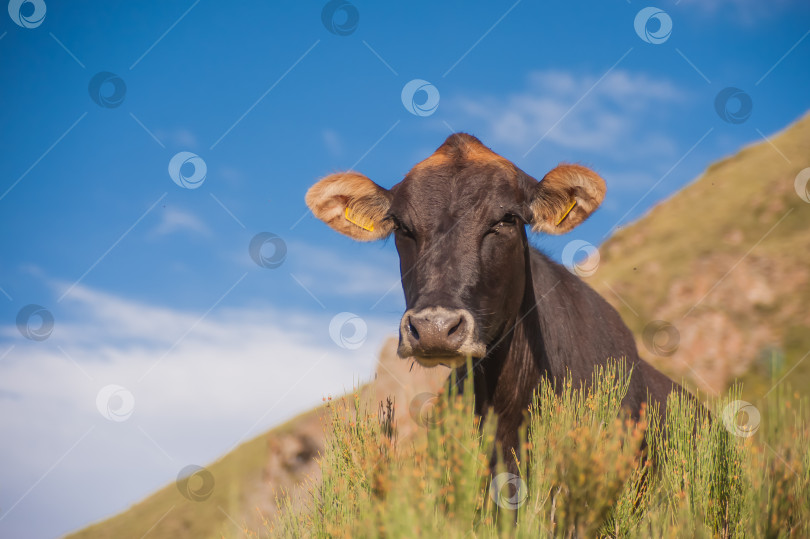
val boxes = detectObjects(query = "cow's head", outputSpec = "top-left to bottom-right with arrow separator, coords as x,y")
306,134 -> 605,368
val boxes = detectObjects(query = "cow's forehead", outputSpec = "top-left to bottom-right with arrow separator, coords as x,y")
391,134 -> 523,213
410,133 -> 514,176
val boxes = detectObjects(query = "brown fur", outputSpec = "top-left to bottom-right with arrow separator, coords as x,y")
453,135 -> 514,168
531,164 -> 607,234
406,134 -> 515,178
305,172 -> 394,241
410,150 -> 453,172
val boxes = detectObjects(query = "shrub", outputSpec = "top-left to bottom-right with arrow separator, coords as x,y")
270,360 -> 810,538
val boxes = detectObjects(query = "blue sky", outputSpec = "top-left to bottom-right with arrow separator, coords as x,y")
1,1 -> 809,537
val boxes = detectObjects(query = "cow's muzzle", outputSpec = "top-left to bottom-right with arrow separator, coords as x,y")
397,307 -> 486,368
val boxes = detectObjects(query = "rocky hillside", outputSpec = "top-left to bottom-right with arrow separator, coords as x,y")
588,112 -> 810,398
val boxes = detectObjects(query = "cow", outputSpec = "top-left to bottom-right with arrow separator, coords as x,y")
305,133 -> 682,469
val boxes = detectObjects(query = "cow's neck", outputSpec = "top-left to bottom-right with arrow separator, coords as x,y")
469,242 -> 546,423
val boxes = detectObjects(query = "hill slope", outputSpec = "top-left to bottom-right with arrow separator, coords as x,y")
589,112 -> 810,397
66,407 -> 325,539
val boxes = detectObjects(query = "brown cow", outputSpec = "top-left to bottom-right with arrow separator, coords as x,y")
306,133 -> 681,468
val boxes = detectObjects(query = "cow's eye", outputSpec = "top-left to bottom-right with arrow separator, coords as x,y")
498,213 -> 517,225
390,216 -> 415,239
487,213 -> 518,235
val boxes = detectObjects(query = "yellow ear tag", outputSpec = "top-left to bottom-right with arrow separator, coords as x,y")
555,200 -> 577,226
344,207 -> 375,232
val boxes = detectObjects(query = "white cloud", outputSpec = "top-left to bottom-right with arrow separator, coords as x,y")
322,128 -> 345,158
453,69 -> 684,159
151,128 -> 201,149
173,129 -> 198,148
0,282 -> 398,537
150,207 -> 210,237
216,165 -> 246,185
678,0 -> 798,23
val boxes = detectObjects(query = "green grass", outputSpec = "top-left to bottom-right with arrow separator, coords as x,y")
270,360 -> 810,538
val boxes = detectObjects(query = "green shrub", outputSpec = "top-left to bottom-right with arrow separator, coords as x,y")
270,360 -> 810,538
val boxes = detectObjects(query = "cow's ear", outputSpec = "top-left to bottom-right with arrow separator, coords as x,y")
306,172 -> 394,241
528,164 -> 606,234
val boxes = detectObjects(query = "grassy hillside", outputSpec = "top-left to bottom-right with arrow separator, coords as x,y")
589,112 -> 810,398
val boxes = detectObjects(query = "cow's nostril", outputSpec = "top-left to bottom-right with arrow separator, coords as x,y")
447,317 -> 464,337
408,317 -> 420,340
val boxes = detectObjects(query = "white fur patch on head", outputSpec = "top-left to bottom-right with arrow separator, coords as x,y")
305,172 -> 394,241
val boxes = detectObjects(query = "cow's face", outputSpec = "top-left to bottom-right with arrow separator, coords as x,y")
306,134 -> 605,369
